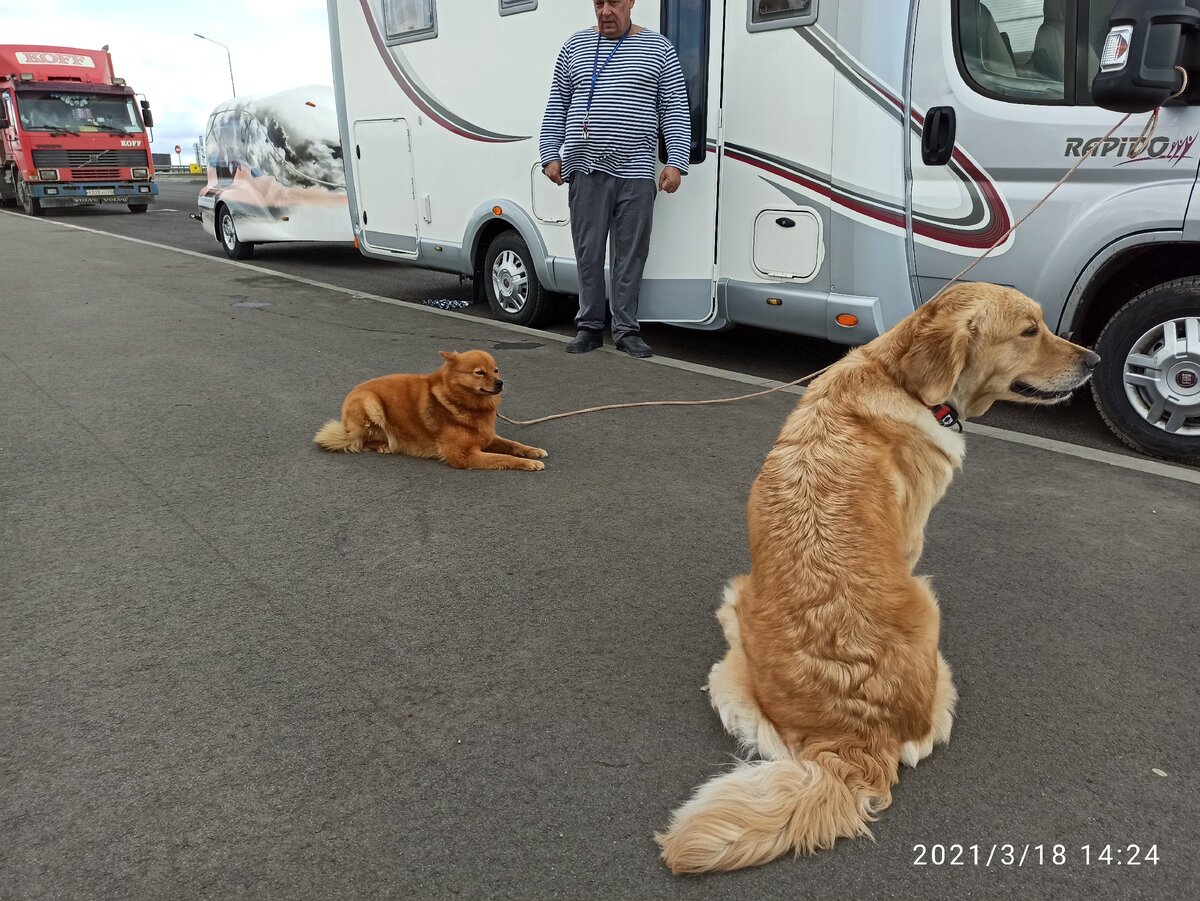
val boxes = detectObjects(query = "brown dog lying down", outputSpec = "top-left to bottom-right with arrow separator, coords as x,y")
313,350 -> 547,471
656,284 -> 1100,874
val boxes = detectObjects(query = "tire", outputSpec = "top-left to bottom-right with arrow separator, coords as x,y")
0,171 -> 15,208
1091,278 -> 1200,466
482,231 -> 559,327
217,204 -> 254,259
16,174 -> 43,217
128,203 -> 149,214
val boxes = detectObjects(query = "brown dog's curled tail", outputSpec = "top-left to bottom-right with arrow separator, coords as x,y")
313,419 -> 357,452
655,752 -> 885,874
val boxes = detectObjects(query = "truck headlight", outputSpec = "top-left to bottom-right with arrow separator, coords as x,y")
131,167 -> 149,179
37,168 -> 59,181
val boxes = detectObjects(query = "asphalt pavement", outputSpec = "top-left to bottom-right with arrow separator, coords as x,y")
2,209 -> 1198,900
45,178 -> 1145,459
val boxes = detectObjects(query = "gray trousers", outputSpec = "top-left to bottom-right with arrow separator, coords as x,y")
567,171 -> 657,342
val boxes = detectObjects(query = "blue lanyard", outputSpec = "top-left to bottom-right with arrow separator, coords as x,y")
586,24 -> 632,118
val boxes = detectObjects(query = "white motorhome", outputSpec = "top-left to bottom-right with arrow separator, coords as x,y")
197,85 -> 351,259
327,0 -> 1200,465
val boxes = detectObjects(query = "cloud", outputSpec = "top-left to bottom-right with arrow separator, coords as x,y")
0,0 -> 333,159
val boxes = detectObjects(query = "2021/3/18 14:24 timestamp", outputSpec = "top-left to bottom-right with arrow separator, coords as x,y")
912,844 -> 1160,865
1082,844 -> 1159,865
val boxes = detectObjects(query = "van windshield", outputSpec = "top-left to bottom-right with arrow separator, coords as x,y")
16,90 -> 142,134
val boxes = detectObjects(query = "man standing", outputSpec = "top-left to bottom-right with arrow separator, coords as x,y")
539,0 -> 691,359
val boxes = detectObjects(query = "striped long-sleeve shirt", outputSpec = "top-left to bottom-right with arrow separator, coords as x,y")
539,27 -> 691,182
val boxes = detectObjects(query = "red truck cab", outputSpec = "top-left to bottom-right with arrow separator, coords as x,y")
0,45 -> 158,216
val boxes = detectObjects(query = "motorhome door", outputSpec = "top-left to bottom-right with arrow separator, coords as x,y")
908,0 -> 1197,312
635,0 -> 724,324
351,118 -> 419,257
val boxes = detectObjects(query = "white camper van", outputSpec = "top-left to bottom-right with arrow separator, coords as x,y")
327,0 -> 1200,465
197,85 -> 352,259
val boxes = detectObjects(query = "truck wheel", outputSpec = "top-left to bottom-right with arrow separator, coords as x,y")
128,203 -> 149,214
16,175 -> 43,217
217,204 -> 254,259
1092,278 -> 1200,465
0,171 -> 15,207
482,231 -> 558,328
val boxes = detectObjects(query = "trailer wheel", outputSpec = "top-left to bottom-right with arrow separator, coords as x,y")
482,231 -> 558,327
16,175 -> 43,217
128,203 -> 149,214
217,204 -> 254,259
1092,278 -> 1200,465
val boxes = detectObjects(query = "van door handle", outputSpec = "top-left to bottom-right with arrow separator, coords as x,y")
921,106 -> 956,166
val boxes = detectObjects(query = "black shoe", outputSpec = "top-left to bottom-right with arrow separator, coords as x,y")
615,334 -> 653,358
565,329 -> 603,354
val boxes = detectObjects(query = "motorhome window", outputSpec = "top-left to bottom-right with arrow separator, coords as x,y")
382,0 -> 437,44
956,0 -> 1071,103
15,90 -> 142,133
661,0 -> 709,165
748,0 -> 816,33
499,0 -> 536,14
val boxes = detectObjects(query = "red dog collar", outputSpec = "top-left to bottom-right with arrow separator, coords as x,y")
930,403 -> 962,431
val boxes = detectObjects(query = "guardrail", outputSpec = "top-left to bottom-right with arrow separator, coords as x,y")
155,165 -> 205,176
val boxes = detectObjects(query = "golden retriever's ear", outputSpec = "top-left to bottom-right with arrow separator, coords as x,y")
900,314 -> 972,405
439,351 -> 458,363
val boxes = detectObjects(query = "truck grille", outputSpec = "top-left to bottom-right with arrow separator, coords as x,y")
32,149 -> 149,168
72,168 -> 120,180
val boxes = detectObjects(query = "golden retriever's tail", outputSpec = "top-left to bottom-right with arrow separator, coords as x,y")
313,419 -> 358,452
655,750 -> 891,875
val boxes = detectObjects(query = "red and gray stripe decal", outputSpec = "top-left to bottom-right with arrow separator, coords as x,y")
726,141 -> 907,229
733,27 -> 1012,250
357,0 -> 528,144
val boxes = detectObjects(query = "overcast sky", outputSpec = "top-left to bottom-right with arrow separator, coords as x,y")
0,0 -> 333,161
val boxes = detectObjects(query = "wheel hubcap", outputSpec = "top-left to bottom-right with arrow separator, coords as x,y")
222,214 -> 237,249
491,250 -> 529,315
1122,316 -> 1200,435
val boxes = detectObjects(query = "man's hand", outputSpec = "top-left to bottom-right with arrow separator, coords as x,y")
543,161 -> 564,186
658,166 -> 682,194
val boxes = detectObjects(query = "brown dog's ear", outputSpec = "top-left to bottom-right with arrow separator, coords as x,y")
439,351 -> 458,363
899,313 -> 972,405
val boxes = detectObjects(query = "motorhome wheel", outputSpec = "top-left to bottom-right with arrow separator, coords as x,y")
217,204 -> 254,260
483,231 -> 557,328
1092,278 -> 1200,466
16,174 -> 43,217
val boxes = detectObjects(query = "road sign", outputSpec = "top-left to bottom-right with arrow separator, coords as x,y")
174,144 -> 182,154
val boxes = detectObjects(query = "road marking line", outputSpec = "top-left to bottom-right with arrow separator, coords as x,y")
5,209 -> 1198,485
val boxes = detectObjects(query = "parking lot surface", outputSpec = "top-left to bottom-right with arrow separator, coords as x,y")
2,211 -> 1197,900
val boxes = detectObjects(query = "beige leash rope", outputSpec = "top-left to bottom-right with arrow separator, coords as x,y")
500,73 -> 1186,429
498,371 -> 826,427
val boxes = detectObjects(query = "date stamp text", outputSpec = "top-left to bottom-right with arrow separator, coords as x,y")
912,843 -> 1160,867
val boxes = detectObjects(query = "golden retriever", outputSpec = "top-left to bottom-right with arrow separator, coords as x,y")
313,350 -> 548,471
656,283 -> 1100,874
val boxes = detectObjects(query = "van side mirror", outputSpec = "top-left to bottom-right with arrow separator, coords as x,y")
1092,0 -> 1200,113
140,99 -> 154,128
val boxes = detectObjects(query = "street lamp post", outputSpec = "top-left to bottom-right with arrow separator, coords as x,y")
194,33 -> 237,98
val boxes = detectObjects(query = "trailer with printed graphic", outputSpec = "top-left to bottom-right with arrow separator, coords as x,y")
326,0 -> 1200,465
0,45 -> 158,215
196,85 -> 352,259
